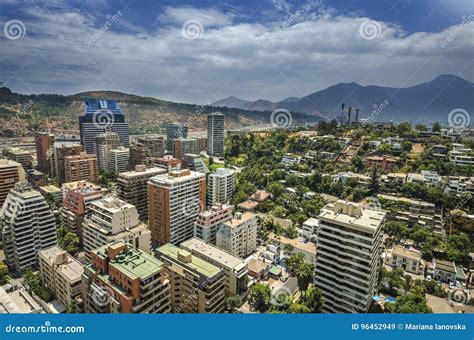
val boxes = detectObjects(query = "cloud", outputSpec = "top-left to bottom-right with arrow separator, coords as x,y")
161,6 -> 233,27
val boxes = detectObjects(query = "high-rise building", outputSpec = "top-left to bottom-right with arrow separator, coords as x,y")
0,182 -> 56,272
207,112 -> 225,157
82,241 -> 171,313
136,136 -> 165,158
95,130 -> 121,172
172,138 -> 199,160
207,168 -> 235,206
197,137 -> 207,153
0,159 -> 25,207
64,152 -> 99,183
53,142 -> 84,185
182,154 -> 209,174
79,99 -> 129,154
116,165 -> 166,220
5,148 -> 33,170
129,141 -> 149,168
35,133 -> 55,173
108,147 -> 129,174
216,212 -> 258,258
315,200 -> 385,313
156,243 -> 225,313
152,155 -> 181,172
37,246 -> 84,309
82,197 -> 151,261
166,122 -> 187,151
181,238 -> 248,297
148,169 -> 206,245
194,204 -> 233,245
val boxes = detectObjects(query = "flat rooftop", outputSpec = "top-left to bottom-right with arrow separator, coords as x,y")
118,167 -> 166,178
149,169 -> 204,185
224,212 -> 257,228
181,238 -> 245,269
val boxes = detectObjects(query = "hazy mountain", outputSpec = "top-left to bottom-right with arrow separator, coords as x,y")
211,96 -> 250,109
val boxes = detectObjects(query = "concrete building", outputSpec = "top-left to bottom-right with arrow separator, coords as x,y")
53,142 -> 84,185
39,184 -> 62,203
152,155 -> 181,172
0,182 -> 56,272
301,218 -> 319,242
0,159 -> 25,207
216,212 -> 258,258
182,154 -> 209,174
116,165 -> 166,220
95,130 -> 121,172
207,168 -> 235,206
385,245 -> 424,275
172,138 -> 199,160
5,148 -> 33,170
148,169 -> 206,245
281,153 -> 302,168
0,285 -> 42,314
194,204 -> 233,245
82,241 -> 171,313
108,147 -> 129,174
37,246 -> 84,309
64,152 -> 99,183
136,136 -> 165,158
207,112 -> 225,157
82,197 -> 151,261
444,176 -> 474,194
166,122 -> 188,151
365,155 -> 398,172
156,243 -> 225,313
181,238 -> 248,296
129,140 -> 149,168
35,133 -> 55,173
315,200 -> 385,313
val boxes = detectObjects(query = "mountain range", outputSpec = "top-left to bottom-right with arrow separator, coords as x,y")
212,74 -> 474,122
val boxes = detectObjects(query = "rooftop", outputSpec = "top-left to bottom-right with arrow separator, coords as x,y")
224,212 -> 257,228
118,166 -> 166,178
180,238 -> 245,269
392,245 -> 422,260
149,169 -> 204,185
0,158 -> 22,168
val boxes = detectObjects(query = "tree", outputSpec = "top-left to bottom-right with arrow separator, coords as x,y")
248,283 -> 272,313
225,295 -> 242,313
385,284 -> 432,313
285,253 -> 315,296
56,226 -> 80,255
305,286 -> 323,313
369,168 -> 379,195
0,262 -> 9,284
288,303 -> 311,313
432,122 -> 441,132
23,270 -> 53,302
67,299 -> 79,313
401,141 -> 413,153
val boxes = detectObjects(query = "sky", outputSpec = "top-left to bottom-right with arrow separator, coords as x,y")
0,0 -> 473,104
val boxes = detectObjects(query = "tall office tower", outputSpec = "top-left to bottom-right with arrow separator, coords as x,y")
194,204 -> 232,245
82,241 -> 171,313
172,138 -> 199,160
5,148 -> 33,170
64,152 -> 99,183
156,243 -> 226,313
35,133 -> 55,173
129,141 -> 149,168
95,130 -> 121,172
181,238 -> 248,297
0,182 -> 56,272
116,165 -> 166,220
53,142 -> 84,185
148,169 -> 206,245
0,159 -> 25,207
79,99 -> 129,154
216,212 -> 258,258
207,168 -> 235,206
315,200 -> 385,313
61,182 -> 104,238
207,112 -> 225,157
82,197 -> 151,261
108,147 -> 129,174
37,246 -> 84,309
137,136 -> 165,158
152,155 -> 181,172
166,122 -> 188,151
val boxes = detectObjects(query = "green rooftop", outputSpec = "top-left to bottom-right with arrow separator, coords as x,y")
156,243 -> 222,279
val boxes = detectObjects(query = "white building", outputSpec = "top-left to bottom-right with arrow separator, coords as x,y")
315,200 -> 385,313
108,147 -> 129,174
281,153 -> 302,168
421,170 -> 440,185
216,212 -> 258,258
301,218 -> 319,242
207,168 -> 235,206
194,204 -> 233,245
0,182 -> 56,272
449,144 -> 474,166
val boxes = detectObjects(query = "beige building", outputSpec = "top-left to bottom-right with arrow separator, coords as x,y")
216,212 -> 258,258
181,238 -> 248,296
385,245 -> 424,275
156,243 -> 226,313
0,159 -> 25,207
194,203 -> 233,245
37,246 -> 84,309
64,152 -> 99,183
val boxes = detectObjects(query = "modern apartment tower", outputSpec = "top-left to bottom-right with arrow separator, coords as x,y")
136,136 -> 165,158
95,130 -> 121,172
148,169 -> 206,245
166,122 -> 188,151
207,112 -> 225,157
172,138 -> 199,160
108,147 -> 130,174
216,212 -> 258,258
315,200 -> 385,313
0,159 -> 25,207
207,168 -> 235,206
79,99 -> 129,154
194,204 -> 233,244
64,152 -> 99,183
0,182 -> 56,272
35,133 -> 55,173
53,142 -> 84,185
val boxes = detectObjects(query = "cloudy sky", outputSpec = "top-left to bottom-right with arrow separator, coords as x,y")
0,0 -> 473,104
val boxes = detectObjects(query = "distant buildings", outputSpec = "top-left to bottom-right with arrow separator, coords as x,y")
108,147 -> 129,174
172,138 -> 199,160
95,130 -> 121,172
281,153 -> 302,168
449,143 -> 474,166
207,112 -> 225,157
0,182 -> 56,272
53,142 -> 84,185
315,200 -> 385,313
64,152 -> 99,183
365,155 -> 398,172
35,133 -> 55,173
79,99 -> 129,154
4,147 -> 33,170
194,203 -> 233,244
82,241 -> 171,313
182,153 -> 209,174
166,122 -> 188,151
0,159 -> 25,207
152,155 -> 181,172
207,168 -> 235,206
136,135 -> 165,158
216,212 -> 258,258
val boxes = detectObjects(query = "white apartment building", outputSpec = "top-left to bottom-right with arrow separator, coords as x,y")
181,237 -> 248,296
420,170 -> 440,185
384,245 -> 424,275
82,197 -> 151,260
0,182 -> 56,272
194,204 -> 233,244
444,176 -> 474,194
108,147 -> 130,174
207,168 -> 235,206
281,153 -> 302,168
315,200 -> 385,313
301,218 -> 319,242
449,144 -> 474,166
216,212 -> 258,258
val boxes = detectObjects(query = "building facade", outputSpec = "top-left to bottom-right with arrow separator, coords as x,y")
64,152 -> 99,183
207,168 -> 235,206
216,212 -> 258,258
194,204 -> 233,245
207,112 -> 225,157
0,159 -> 25,207
35,133 -> 55,174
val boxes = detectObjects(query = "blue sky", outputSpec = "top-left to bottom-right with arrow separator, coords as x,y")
0,0 -> 473,103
